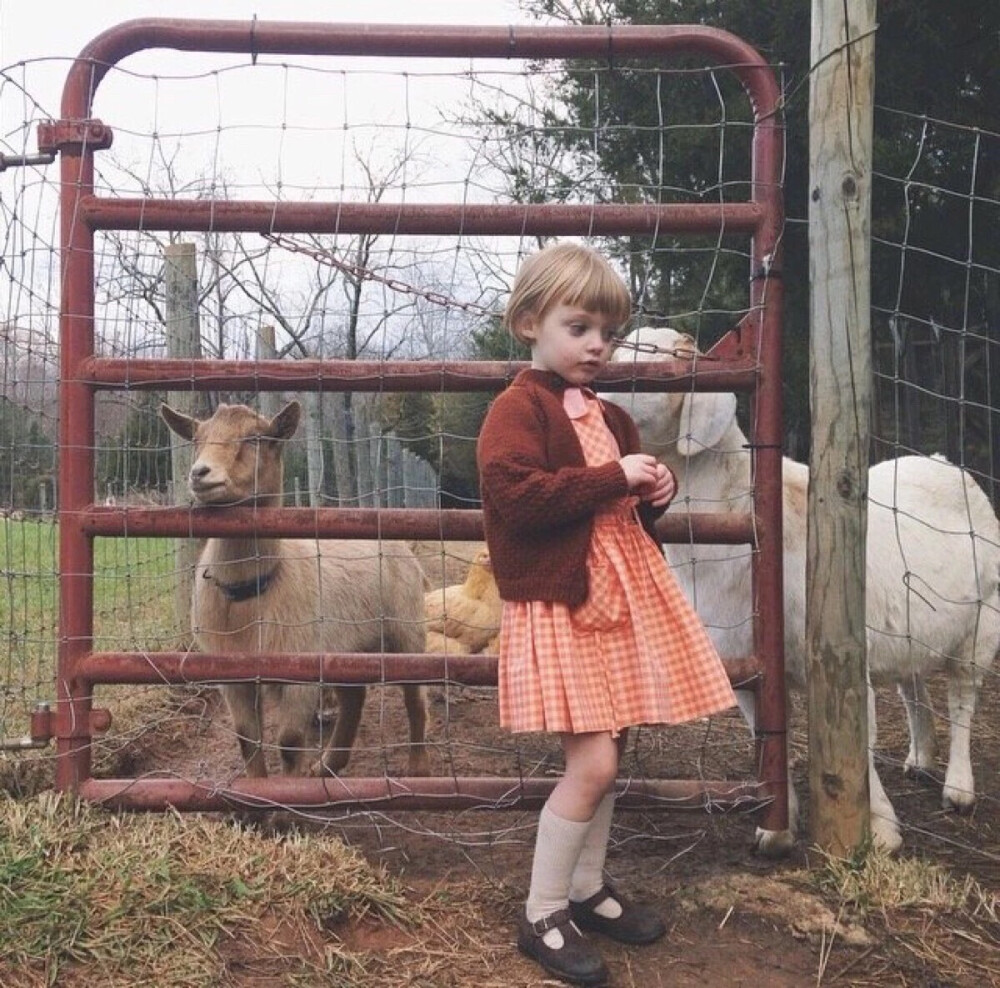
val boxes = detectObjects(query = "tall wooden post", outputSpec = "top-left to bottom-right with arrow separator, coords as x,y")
807,0 -> 876,854
164,243 -> 209,646
255,323 -> 282,420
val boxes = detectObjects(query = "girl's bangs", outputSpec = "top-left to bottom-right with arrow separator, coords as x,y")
563,264 -> 631,324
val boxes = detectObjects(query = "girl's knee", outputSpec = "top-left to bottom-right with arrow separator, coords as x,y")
564,738 -> 619,793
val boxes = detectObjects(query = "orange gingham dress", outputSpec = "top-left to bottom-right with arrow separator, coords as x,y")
498,390 -> 736,735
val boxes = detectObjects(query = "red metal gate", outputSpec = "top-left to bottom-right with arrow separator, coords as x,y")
47,20 -> 787,831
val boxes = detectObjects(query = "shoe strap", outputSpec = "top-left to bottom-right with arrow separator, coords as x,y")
572,883 -> 623,913
528,907 -> 573,937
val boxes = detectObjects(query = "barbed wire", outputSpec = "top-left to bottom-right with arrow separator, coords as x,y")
262,233 -> 498,318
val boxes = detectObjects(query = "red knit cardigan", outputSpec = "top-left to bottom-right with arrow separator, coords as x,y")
477,368 -> 666,606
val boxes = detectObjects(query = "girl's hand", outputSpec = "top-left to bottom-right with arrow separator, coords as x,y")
643,462 -> 677,508
619,453 -> 660,492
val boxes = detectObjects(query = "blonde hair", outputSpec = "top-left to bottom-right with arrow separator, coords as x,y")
503,242 -> 632,344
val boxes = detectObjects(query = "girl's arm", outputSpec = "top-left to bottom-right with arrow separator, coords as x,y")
478,390 -> 628,532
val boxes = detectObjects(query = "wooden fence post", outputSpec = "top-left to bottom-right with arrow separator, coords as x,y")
255,323 -> 282,421
807,0 -> 876,854
164,243 -> 209,647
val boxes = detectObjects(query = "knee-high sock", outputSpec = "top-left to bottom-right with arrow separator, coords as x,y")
569,792 -> 614,903
569,793 -> 622,919
526,802 -> 591,946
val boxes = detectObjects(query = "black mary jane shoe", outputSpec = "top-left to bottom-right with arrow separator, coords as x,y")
569,884 -> 667,945
517,908 -> 610,987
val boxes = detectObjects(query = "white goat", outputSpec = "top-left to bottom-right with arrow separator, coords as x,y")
160,401 -> 429,779
607,326 -> 1000,853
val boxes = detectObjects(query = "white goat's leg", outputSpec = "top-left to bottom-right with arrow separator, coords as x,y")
738,688 -> 797,857
867,681 -> 903,852
897,675 -> 938,779
402,684 -> 430,776
224,683 -> 268,778
942,661 -> 979,813
315,685 -> 366,776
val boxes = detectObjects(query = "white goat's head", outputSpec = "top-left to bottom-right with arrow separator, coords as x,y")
160,401 -> 301,506
608,326 -> 738,462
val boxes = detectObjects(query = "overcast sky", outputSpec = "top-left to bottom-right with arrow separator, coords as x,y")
0,2 -> 543,350
0,1 -> 527,119
0,0 -> 546,208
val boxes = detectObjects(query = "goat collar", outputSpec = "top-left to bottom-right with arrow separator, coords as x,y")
204,567 -> 277,602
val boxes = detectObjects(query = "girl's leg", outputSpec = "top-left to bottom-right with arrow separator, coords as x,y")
569,792 -> 617,911
564,729 -> 666,945
546,730 -> 621,822
518,733 -> 617,984
569,730 -> 626,915
527,732 -> 619,937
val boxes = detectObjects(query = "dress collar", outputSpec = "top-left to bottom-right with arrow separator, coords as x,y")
563,386 -> 594,419
510,369 -> 600,418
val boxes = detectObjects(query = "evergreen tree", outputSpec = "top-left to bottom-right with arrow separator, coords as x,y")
96,394 -> 172,501
0,399 -> 56,511
504,1 -> 999,462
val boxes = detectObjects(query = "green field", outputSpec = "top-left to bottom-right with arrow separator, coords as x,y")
0,517 -> 183,741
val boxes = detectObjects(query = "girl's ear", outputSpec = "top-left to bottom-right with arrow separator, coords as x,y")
514,313 -> 538,343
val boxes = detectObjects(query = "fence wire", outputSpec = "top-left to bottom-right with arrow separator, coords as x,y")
0,42 -> 996,894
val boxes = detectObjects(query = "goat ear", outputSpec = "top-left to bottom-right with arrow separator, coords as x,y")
269,401 -> 302,440
676,391 -> 737,457
160,403 -> 198,441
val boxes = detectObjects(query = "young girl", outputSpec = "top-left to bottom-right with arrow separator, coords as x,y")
477,242 -> 737,987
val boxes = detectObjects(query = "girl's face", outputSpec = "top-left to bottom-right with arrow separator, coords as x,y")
517,302 -> 619,387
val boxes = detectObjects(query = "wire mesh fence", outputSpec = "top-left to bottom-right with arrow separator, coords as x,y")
0,24 -> 997,896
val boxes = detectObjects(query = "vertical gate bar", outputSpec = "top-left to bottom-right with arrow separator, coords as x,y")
747,62 -> 789,835
55,95 -> 99,790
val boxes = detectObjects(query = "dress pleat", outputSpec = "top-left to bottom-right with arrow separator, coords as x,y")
498,391 -> 736,734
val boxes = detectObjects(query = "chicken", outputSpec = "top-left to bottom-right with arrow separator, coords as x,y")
423,549 -> 501,654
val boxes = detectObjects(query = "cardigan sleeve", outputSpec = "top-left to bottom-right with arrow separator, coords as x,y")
478,387 -> 629,533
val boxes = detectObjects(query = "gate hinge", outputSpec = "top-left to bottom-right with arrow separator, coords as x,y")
0,701 -> 55,750
36,118 -> 114,156
0,701 -> 112,751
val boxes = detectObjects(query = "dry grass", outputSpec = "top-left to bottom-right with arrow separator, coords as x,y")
806,842 -> 1000,986
0,792 -> 425,988
814,843 -> 998,919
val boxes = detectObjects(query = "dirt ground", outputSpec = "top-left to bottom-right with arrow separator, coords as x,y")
100,536 -> 1000,987
120,660 -> 1000,988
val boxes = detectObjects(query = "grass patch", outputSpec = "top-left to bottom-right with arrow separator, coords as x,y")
806,842 -> 1000,986
812,842 -> 998,920
0,792 -> 422,987
0,518 -> 185,760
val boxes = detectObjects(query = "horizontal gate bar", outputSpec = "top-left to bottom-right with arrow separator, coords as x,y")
78,506 -> 758,544
78,356 -> 760,393
80,198 -> 764,237
76,651 -> 762,688
79,775 -> 770,814
74,20 -> 784,68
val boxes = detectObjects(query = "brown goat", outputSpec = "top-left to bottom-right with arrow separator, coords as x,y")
160,400 -> 429,778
